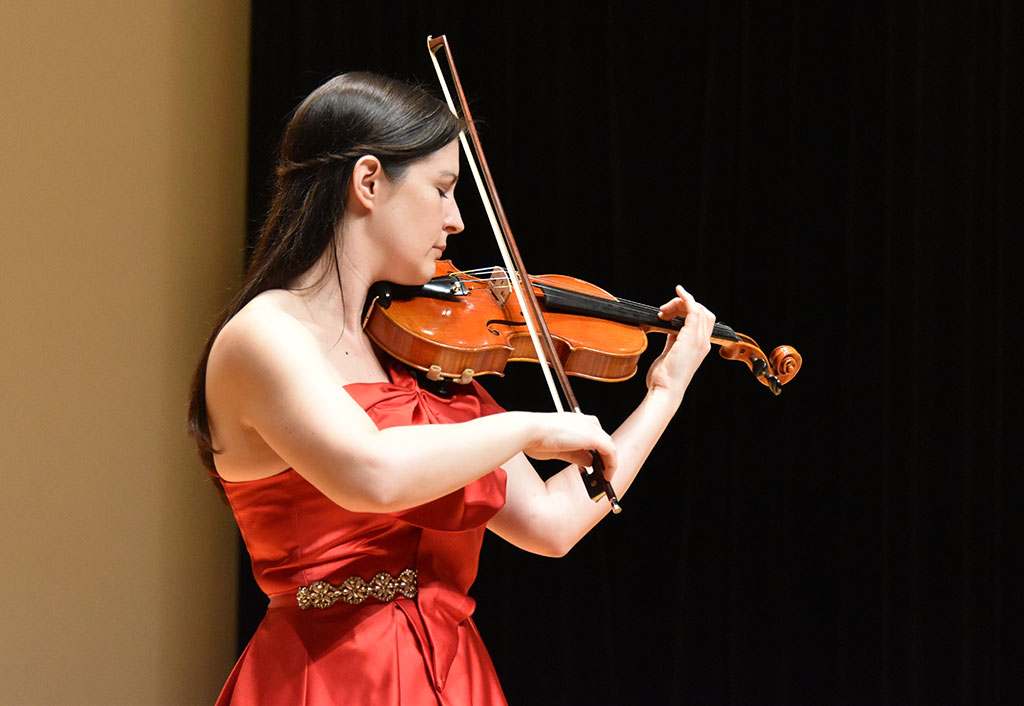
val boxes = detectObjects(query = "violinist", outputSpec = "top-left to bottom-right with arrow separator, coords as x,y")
189,71 -> 716,705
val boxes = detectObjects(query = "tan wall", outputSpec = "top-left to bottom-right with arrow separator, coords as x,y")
0,1 -> 249,703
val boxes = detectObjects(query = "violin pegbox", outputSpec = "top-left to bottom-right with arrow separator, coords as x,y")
717,335 -> 802,395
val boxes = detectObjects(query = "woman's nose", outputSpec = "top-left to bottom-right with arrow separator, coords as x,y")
444,201 -> 464,234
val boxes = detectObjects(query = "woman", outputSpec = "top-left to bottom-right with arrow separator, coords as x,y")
190,72 -> 715,705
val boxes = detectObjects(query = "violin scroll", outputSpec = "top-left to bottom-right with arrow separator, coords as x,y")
717,335 -> 802,395
770,345 -> 802,385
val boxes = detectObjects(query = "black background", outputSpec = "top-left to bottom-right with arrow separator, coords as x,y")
238,2 -> 1020,704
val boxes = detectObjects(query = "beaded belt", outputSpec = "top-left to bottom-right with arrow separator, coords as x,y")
296,569 -> 418,610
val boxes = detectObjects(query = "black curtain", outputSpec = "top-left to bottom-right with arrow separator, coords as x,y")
238,2 -> 1020,704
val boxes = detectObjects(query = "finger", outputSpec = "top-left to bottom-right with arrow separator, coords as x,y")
658,295 -> 689,320
594,439 -> 618,478
587,429 -> 617,477
675,284 -> 698,308
659,284 -> 701,317
672,289 -> 714,334
549,449 -> 599,467
690,298 -> 715,335
657,298 -> 681,320
703,308 -> 717,337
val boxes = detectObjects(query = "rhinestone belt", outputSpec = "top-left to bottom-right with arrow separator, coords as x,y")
296,569 -> 418,610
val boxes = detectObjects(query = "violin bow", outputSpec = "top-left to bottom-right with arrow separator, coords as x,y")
427,35 -> 622,513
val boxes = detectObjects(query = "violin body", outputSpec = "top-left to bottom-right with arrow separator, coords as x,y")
364,261 -> 648,384
364,260 -> 801,393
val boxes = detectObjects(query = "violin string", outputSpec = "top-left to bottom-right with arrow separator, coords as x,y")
446,269 -> 676,321
441,268 -> 736,342
534,283 -> 671,321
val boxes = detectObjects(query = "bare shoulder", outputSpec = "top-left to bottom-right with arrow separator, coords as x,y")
208,291 -> 324,381
204,291 -> 358,480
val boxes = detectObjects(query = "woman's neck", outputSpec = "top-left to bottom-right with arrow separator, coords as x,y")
289,244 -> 373,333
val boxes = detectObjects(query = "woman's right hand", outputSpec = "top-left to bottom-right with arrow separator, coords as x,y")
520,412 -> 617,476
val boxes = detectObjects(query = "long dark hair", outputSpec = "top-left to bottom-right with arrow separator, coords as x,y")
188,72 -> 465,472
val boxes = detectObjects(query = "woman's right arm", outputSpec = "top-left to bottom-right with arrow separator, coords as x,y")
205,306 -> 616,513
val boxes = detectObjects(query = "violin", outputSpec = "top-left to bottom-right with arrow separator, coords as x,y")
364,260 -> 802,395
420,34 -> 799,512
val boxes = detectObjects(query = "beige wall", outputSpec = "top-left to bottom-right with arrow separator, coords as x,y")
0,1 -> 249,703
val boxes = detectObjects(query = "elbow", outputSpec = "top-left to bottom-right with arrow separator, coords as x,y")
531,527 -> 579,559
495,520 -> 577,558
497,505 -> 586,558
549,536 -> 579,558
540,545 -> 571,559
323,453 -> 407,514
343,483 -> 401,514
533,540 -> 576,559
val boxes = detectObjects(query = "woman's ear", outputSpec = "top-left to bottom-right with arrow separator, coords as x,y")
349,155 -> 384,211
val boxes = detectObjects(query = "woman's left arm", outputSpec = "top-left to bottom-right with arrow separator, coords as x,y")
487,286 -> 716,557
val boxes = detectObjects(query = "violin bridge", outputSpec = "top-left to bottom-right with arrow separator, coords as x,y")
486,267 -> 512,307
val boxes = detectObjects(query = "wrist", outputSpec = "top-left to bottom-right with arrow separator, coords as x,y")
508,410 -> 544,447
643,385 -> 685,416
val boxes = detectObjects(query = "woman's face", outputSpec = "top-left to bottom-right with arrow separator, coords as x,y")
373,140 -> 464,284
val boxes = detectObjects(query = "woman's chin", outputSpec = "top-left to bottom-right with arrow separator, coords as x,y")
389,265 -> 436,287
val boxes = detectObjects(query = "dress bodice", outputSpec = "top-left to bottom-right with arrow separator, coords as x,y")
215,362 -> 509,703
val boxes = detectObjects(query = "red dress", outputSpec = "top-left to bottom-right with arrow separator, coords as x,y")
214,362 -> 509,705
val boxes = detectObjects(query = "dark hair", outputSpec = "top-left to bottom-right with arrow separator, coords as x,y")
188,72 -> 465,472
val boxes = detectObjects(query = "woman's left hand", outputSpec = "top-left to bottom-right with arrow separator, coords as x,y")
645,285 -> 716,401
